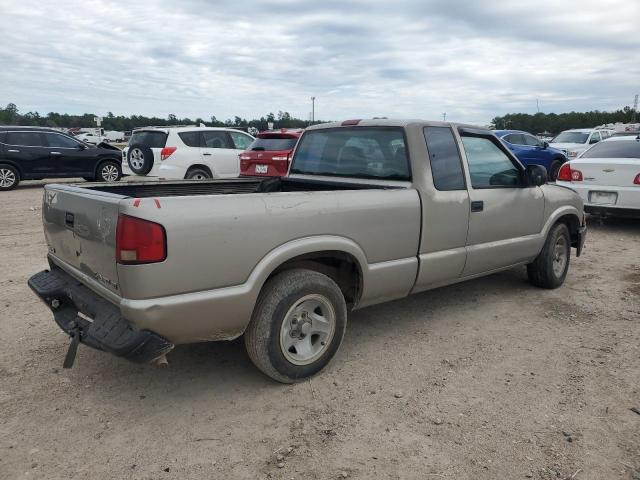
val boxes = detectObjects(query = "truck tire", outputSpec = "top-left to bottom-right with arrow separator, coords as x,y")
527,223 -> 570,289
244,269 -> 347,383
0,164 -> 20,190
96,160 -> 122,182
185,167 -> 212,180
127,145 -> 154,175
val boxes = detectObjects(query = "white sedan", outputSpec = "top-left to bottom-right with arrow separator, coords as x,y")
556,135 -> 640,217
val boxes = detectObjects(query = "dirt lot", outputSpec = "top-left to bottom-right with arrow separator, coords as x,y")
1,180 -> 638,480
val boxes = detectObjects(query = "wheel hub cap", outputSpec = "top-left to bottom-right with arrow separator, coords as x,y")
130,149 -> 144,169
280,294 -> 336,366
552,236 -> 568,277
0,168 -> 16,188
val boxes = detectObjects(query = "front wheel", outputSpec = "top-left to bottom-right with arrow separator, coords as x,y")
244,269 -> 347,383
549,160 -> 563,181
96,160 -> 121,182
527,223 -> 571,289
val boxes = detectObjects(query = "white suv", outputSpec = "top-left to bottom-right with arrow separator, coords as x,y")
549,128 -> 613,159
122,126 -> 254,179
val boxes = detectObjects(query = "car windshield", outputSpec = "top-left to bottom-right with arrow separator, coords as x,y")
249,137 -> 298,151
580,140 -> 640,159
551,132 -> 589,144
129,130 -> 167,148
291,127 -> 411,180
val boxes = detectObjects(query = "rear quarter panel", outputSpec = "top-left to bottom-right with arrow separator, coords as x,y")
116,188 -> 421,300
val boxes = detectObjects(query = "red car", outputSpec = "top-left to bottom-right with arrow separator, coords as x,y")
240,129 -> 303,177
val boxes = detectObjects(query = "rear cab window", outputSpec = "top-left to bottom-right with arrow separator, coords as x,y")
291,127 -> 411,180
129,130 -> 168,148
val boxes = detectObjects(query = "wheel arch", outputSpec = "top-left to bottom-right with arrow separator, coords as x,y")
250,236 -> 368,311
94,156 -> 121,176
0,160 -> 24,178
185,164 -> 214,178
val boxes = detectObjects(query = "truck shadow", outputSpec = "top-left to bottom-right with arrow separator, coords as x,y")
78,267 -> 534,401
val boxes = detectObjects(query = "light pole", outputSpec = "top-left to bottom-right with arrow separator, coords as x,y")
311,96 -> 316,123
442,112 -> 446,121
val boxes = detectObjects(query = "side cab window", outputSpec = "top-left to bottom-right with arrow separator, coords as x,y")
423,126 -> 465,191
460,133 -> 522,188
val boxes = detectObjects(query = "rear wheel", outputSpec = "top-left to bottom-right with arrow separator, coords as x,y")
527,223 -> 570,289
0,164 -> 19,191
185,167 -> 212,180
244,269 -> 347,383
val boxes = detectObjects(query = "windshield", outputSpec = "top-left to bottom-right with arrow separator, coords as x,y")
129,130 -> 168,148
581,140 -> 640,159
291,127 -> 411,180
249,137 -> 298,151
551,132 -> 589,144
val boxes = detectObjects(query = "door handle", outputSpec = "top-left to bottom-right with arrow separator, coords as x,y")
203,153 -> 212,156
50,151 -> 62,155
471,201 -> 484,212
7,149 -> 20,153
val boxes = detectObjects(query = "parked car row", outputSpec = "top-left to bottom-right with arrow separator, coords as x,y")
0,126 -> 122,190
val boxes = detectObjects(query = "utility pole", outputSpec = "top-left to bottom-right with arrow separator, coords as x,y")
442,112 -> 447,121
311,96 -> 316,123
633,94 -> 639,123
536,98 -> 540,113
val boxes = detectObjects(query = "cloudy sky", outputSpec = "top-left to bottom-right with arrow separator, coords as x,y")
1,0 -> 638,124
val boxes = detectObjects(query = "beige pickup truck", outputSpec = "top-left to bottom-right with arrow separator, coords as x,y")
29,119 -> 586,382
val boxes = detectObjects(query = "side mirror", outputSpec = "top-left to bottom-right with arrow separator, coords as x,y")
525,164 -> 547,187
78,143 -> 87,150
543,141 -> 549,149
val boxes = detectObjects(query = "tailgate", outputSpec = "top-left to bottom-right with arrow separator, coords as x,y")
42,184 -> 122,295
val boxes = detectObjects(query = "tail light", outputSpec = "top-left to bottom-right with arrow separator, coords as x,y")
116,214 -> 166,264
160,147 -> 177,160
557,163 -> 582,182
634,173 -> 640,185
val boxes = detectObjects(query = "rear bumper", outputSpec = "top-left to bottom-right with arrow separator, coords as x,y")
28,268 -> 173,364
585,205 -> 640,218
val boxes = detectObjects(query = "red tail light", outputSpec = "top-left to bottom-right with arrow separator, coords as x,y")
557,164 -> 571,181
116,214 -> 166,264
557,163 -> 582,182
160,147 -> 177,160
634,173 -> 640,185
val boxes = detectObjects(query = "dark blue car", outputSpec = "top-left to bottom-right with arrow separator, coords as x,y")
494,130 -> 567,180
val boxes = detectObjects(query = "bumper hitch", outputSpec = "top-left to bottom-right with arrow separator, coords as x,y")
28,269 -> 174,367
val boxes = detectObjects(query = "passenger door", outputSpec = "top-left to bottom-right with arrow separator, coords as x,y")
413,126 -> 470,292
200,131 -> 239,177
4,131 -> 50,177
459,130 -> 545,276
43,132 -> 94,176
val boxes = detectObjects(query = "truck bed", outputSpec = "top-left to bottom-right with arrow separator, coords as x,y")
86,177 -> 398,198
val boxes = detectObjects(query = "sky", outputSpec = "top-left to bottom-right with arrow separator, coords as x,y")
0,0 -> 638,125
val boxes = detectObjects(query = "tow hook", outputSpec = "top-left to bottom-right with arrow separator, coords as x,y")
63,323 -> 81,369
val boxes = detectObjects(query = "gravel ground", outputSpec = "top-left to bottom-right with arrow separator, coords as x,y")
1,180 -> 639,480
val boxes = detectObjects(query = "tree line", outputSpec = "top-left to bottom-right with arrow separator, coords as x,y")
491,106 -> 637,134
0,103 -> 321,131
1,102 -> 637,134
